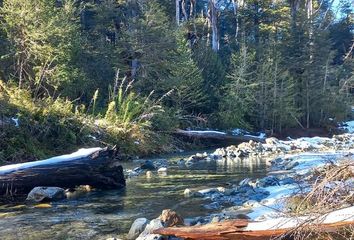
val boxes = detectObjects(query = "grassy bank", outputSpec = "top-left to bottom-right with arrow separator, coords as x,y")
0,81 -> 179,164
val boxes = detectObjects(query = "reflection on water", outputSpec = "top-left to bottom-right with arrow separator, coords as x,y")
0,151 -> 267,240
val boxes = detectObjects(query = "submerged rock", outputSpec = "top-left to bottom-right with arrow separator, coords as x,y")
26,187 -> 66,202
127,218 -> 149,240
141,160 -> 156,170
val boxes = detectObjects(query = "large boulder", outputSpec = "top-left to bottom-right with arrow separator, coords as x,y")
127,218 -> 149,240
159,209 -> 184,227
26,187 -> 66,202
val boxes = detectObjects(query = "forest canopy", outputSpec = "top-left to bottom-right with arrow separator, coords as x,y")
0,0 -> 353,160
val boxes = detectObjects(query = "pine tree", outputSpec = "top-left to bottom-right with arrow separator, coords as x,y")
0,0 -> 81,95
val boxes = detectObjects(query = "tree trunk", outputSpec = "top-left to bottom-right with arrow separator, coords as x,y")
0,148 -> 126,197
189,0 -> 196,19
154,217 -> 354,240
181,0 -> 188,21
307,0 -> 313,60
209,0 -> 219,52
231,0 -> 239,40
176,0 -> 180,26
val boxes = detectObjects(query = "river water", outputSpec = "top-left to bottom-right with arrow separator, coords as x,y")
0,151 -> 268,240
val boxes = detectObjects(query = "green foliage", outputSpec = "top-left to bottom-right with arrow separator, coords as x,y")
219,44 -> 255,130
104,72 -> 166,131
0,0 -> 81,93
0,0 -> 353,163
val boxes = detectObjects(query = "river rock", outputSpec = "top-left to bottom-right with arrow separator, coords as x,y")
159,209 -> 184,227
137,219 -> 164,239
136,234 -> 163,240
26,187 -> 66,202
280,177 -> 296,185
183,188 -> 203,198
157,167 -> 167,173
141,160 -> 156,170
146,171 -> 153,178
265,137 -> 279,145
204,201 -> 220,210
127,218 -> 149,240
285,161 -> 300,170
256,176 -> 280,188
153,159 -> 168,168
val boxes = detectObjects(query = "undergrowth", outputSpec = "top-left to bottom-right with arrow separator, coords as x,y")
0,79 -> 177,164
281,160 -> 354,240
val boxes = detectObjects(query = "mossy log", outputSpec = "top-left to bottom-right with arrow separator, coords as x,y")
0,147 -> 126,196
154,219 -> 354,240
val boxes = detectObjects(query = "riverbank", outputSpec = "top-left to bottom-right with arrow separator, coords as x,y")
1,81 -> 352,165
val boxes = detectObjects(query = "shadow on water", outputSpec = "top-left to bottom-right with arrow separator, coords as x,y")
0,150 -> 268,240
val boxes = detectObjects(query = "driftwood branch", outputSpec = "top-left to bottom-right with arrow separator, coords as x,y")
154,219 -> 354,240
174,129 -> 265,143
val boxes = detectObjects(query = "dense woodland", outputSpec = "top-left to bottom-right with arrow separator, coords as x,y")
0,0 -> 353,162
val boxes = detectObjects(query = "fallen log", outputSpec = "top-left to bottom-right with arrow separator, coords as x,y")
174,129 -> 265,143
154,206 -> 354,240
0,147 -> 126,197
155,220 -> 354,240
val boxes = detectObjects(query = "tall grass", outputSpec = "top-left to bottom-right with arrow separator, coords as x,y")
104,70 -> 171,132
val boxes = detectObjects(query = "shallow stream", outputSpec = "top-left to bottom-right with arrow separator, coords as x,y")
0,150 -> 268,240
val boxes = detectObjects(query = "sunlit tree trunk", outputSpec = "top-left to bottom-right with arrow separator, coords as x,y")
209,0 -> 219,52
130,0 -> 138,80
306,0 -> 313,128
176,0 -> 180,26
181,0 -> 188,21
306,0 -> 313,59
231,0 -> 239,40
189,0 -> 196,19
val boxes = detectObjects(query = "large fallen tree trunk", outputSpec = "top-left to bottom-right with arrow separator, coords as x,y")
0,147 -> 125,196
174,129 -> 265,143
154,207 -> 354,240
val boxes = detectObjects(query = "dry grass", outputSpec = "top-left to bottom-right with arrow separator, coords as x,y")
279,159 -> 354,240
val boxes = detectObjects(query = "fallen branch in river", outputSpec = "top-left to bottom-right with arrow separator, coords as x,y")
154,206 -> 354,240
174,129 -> 265,143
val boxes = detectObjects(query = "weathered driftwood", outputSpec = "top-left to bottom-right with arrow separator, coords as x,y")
174,129 -> 265,143
154,219 -> 354,240
0,147 -> 125,196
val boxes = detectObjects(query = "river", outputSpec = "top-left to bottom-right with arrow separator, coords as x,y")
0,150 -> 268,240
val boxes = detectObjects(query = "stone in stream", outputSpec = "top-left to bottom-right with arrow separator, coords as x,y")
183,188 -> 203,198
203,201 -> 221,210
285,161 -> 300,170
137,219 -> 164,239
159,209 -> 184,227
26,187 -> 66,202
140,160 -> 156,170
127,218 -> 149,240
256,176 -> 280,188
157,167 -> 167,173
146,171 -> 153,178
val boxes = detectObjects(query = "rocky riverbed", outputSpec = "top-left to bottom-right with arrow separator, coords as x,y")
126,133 -> 354,240
0,133 -> 352,240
